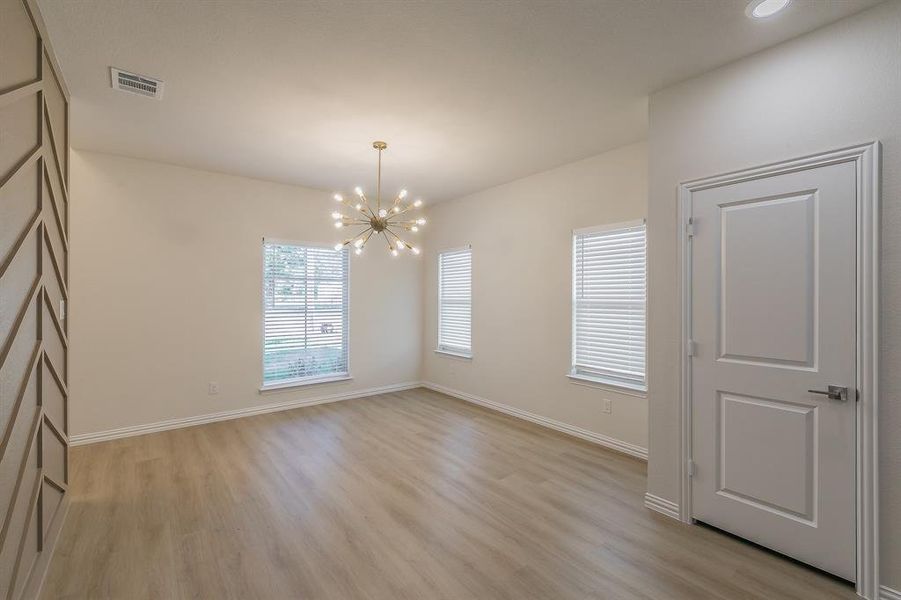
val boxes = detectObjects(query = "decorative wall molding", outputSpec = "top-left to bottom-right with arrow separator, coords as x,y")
881,586 -> 901,600
70,382 -> 421,446
421,381 -> 648,461
1,1 -> 72,596
644,493 -> 680,520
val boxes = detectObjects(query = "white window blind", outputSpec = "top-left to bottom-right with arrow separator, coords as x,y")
572,221 -> 646,390
263,241 -> 349,386
438,248 -> 472,357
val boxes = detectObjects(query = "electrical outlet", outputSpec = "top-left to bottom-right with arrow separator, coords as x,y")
602,399 -> 612,414
208,381 -> 219,395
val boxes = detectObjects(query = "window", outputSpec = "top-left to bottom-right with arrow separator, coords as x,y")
572,221 -> 646,391
438,248 -> 472,357
262,241 -> 349,387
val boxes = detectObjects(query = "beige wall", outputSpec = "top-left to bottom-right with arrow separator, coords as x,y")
69,150 -> 422,437
646,0 -> 901,588
422,142 -> 648,452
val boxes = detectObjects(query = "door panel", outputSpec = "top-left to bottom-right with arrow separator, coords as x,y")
719,193 -> 816,366
690,161 -> 856,581
718,392 -> 816,521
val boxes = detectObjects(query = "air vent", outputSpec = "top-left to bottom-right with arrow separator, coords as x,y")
110,67 -> 164,99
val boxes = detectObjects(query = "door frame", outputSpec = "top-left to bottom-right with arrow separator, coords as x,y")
676,142 -> 880,599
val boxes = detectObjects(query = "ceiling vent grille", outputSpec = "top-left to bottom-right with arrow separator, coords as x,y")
110,67 -> 164,99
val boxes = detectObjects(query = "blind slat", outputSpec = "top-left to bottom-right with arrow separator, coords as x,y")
573,224 -> 646,389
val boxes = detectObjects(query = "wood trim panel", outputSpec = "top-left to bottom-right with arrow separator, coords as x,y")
40,353 -> 66,400
21,1 -> 69,100
40,165 -> 67,253
0,1 -> 69,597
6,466 -> 41,599
40,105 -> 66,202
40,233 -> 67,303
0,408 -> 41,553
0,147 -> 41,197
0,81 -> 41,110
0,342 -> 41,464
40,289 -> 67,350
0,277 -> 41,368
0,211 -> 40,280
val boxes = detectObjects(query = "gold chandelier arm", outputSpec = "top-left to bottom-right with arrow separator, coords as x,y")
357,194 -> 377,218
338,197 -> 374,219
380,231 -> 395,251
385,228 -> 411,250
353,201 -> 373,218
387,204 -> 414,218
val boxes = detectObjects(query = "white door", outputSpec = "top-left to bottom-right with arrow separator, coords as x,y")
689,160 -> 856,581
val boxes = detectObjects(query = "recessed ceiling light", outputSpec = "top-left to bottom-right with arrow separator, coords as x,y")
746,0 -> 791,19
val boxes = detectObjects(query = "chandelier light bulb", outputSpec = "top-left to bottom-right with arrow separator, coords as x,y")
413,199 -> 423,207
393,206 -> 401,213
334,243 -> 343,251
355,247 -> 363,255
411,226 -> 419,232
396,241 -> 405,251
411,247 -> 421,255
391,249 -> 399,257
355,203 -> 363,210
378,208 -> 388,218
399,189 -> 408,199
334,221 -> 344,228
331,211 -> 342,220
333,193 -> 343,202
354,186 -> 364,197
416,218 -> 426,225
353,238 -> 364,248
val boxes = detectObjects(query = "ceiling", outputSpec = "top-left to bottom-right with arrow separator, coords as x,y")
38,0 -> 881,202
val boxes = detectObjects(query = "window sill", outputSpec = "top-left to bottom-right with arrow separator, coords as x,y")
435,349 -> 472,360
259,374 -> 352,394
567,373 -> 647,398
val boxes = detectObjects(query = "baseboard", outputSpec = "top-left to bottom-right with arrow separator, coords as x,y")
881,586 -> 901,600
644,492 -> 681,520
421,381 -> 648,460
69,381 -> 421,446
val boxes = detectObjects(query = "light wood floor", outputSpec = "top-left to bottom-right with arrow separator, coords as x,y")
41,388 -> 856,600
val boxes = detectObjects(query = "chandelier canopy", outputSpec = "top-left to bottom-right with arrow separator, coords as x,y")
332,141 -> 425,256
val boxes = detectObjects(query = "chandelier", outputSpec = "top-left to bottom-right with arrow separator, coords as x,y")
332,141 -> 426,256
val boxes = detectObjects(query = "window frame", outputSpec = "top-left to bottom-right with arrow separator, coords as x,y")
260,238 -> 351,392
570,219 -> 647,395
436,246 -> 473,359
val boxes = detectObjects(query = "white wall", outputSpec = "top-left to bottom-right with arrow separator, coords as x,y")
422,142 -> 648,453
646,0 -> 901,588
69,150 -> 422,437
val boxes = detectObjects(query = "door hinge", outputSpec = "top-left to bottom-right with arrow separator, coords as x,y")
687,339 -> 697,357
687,460 -> 696,477
685,219 -> 696,238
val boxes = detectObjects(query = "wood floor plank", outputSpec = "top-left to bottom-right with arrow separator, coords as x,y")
40,388 -> 857,599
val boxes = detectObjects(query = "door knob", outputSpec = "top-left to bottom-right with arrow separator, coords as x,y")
807,385 -> 848,401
